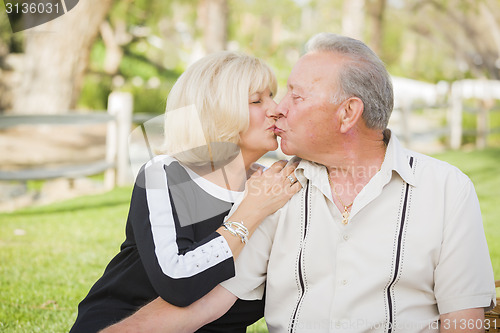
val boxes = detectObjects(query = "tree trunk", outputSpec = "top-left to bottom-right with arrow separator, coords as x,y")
13,0 -> 113,114
197,0 -> 228,54
367,0 -> 386,55
341,0 -> 365,41
100,20 -> 126,76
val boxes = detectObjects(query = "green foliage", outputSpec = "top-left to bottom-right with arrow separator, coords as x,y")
72,0 -> 500,116
490,110 -> 500,146
78,33 -> 180,114
77,74 -> 112,111
127,85 -> 169,115
88,40 -> 107,72
108,0 -> 178,33
459,101 -> 500,147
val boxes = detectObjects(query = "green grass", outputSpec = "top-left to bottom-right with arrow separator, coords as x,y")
0,148 -> 499,332
0,188 -> 132,333
432,148 -> 500,281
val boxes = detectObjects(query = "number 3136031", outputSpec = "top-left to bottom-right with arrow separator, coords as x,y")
5,2 -> 61,14
441,318 -> 497,330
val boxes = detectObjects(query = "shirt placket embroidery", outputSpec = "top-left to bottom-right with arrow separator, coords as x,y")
385,156 -> 415,332
289,180 -> 311,333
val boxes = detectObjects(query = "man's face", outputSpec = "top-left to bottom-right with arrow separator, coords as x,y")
273,52 -> 346,161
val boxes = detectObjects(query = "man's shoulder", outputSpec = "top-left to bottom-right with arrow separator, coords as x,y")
405,149 -> 472,187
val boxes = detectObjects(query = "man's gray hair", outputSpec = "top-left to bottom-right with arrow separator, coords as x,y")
306,32 -> 393,130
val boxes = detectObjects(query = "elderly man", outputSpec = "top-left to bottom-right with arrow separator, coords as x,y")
103,33 -> 496,332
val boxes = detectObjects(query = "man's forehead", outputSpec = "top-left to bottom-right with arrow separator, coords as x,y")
287,54 -> 334,89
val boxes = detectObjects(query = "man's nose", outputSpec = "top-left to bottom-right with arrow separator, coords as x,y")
273,96 -> 289,118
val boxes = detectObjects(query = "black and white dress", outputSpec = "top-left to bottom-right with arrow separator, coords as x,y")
70,155 -> 264,333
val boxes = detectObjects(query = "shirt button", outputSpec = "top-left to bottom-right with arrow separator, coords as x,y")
341,279 -> 348,285
343,234 -> 350,241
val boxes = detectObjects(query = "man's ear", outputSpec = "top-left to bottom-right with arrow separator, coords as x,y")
339,97 -> 364,133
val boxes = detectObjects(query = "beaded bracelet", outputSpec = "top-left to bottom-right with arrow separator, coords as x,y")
222,220 -> 249,244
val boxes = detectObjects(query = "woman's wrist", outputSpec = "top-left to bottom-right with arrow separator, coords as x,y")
225,210 -> 266,233
221,219 -> 249,244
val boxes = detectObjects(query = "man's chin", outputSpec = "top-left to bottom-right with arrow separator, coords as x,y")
280,143 -> 296,156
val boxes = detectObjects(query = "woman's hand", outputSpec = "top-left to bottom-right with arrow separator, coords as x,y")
217,160 -> 301,258
241,160 -> 301,220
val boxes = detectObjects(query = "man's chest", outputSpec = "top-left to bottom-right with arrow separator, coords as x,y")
265,178 -> 443,331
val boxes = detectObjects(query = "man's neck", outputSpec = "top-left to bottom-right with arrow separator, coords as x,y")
323,128 -> 386,174
321,128 -> 388,211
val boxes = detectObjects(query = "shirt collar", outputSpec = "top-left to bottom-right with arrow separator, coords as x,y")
293,158 -> 332,200
381,131 -> 417,187
290,130 -> 416,192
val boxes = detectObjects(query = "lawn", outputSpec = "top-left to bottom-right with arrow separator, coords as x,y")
0,148 -> 499,333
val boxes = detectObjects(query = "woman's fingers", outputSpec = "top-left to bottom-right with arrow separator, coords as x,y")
248,159 -> 301,193
289,178 -> 302,192
280,161 -> 298,175
239,159 -> 303,220
264,160 -> 299,178
266,160 -> 288,173
282,162 -> 299,181
250,166 -> 264,177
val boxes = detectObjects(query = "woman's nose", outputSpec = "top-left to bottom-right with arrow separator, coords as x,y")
273,96 -> 289,118
265,99 -> 278,118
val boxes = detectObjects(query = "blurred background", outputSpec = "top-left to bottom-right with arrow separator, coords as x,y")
1,0 -> 500,206
0,1 -> 499,332
2,0 -> 500,115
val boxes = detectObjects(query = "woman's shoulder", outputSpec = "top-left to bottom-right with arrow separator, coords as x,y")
145,154 -> 178,167
136,155 -> 183,183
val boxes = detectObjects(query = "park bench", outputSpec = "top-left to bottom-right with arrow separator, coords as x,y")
485,280 -> 500,332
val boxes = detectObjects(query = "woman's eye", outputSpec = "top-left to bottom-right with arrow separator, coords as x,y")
251,100 -> 261,104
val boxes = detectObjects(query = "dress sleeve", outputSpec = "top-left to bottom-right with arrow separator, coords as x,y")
129,157 -> 235,307
434,177 -> 497,314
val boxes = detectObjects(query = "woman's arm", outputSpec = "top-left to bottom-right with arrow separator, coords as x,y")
132,158 -> 300,306
130,158 -> 237,306
100,286 -> 237,333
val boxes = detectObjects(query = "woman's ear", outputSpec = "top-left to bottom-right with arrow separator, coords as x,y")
339,97 -> 364,133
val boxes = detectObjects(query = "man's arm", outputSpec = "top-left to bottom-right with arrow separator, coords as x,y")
99,285 -> 237,333
440,308 -> 485,333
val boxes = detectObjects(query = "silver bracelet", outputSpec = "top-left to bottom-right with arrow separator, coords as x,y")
222,220 -> 249,244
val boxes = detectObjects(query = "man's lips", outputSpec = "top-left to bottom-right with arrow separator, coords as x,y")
272,126 -> 284,134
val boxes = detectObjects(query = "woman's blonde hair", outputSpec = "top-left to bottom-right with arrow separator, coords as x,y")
162,51 -> 277,166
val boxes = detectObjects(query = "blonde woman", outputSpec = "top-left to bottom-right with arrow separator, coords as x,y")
70,52 -> 300,333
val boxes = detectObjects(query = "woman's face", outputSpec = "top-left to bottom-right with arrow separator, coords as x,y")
239,88 -> 278,156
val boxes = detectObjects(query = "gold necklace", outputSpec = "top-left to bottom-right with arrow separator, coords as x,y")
327,170 -> 354,225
